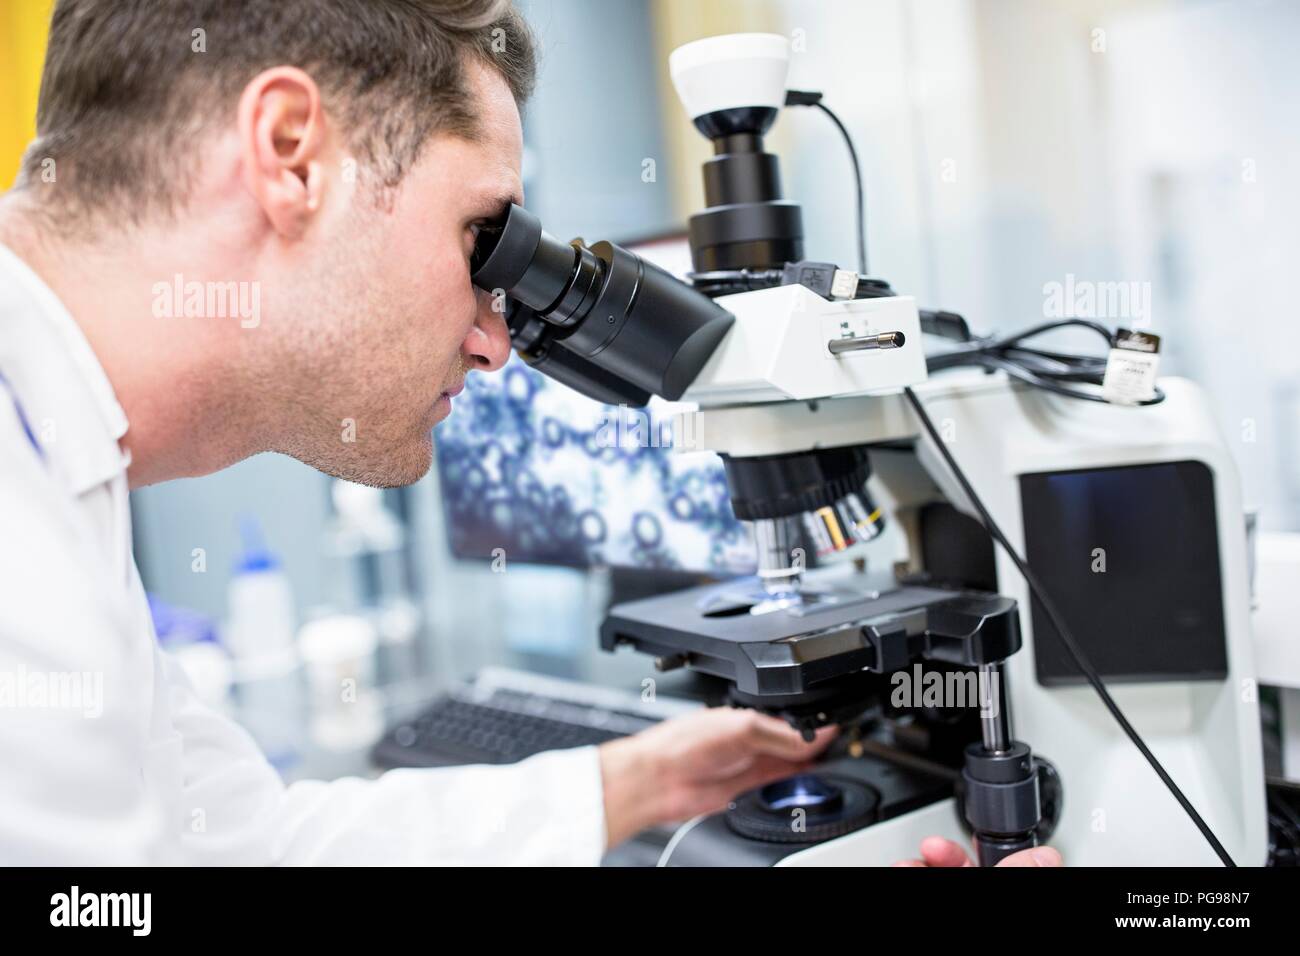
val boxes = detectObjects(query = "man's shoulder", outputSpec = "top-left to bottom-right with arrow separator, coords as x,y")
0,397 -> 134,629
0,394 -> 72,524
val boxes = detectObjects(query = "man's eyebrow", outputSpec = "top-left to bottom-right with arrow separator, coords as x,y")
473,193 -> 520,220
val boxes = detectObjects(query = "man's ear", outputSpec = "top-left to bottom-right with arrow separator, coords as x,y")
237,67 -> 329,239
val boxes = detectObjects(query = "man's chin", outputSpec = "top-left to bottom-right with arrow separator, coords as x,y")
297,433 -> 435,489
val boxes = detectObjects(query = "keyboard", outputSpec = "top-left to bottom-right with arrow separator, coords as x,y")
371,667 -> 699,769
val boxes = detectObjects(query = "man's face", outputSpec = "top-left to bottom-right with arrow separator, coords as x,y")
269,61 -> 522,488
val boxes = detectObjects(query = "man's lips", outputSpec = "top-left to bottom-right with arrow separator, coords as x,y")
441,382 -> 465,399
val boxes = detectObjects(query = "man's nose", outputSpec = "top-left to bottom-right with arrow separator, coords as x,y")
463,290 -> 512,373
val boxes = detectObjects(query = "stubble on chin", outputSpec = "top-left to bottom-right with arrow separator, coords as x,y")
303,431 -> 435,489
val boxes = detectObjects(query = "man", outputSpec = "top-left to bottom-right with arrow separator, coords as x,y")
0,0 -> 1058,866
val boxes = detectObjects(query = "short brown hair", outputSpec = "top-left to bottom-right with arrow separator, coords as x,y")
21,0 -> 535,224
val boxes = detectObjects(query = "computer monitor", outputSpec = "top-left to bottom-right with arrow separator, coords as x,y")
434,234 -> 757,575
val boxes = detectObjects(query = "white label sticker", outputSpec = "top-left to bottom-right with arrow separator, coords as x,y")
1102,329 -> 1161,405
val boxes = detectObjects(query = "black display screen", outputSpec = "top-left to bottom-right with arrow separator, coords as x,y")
1019,460 -> 1228,685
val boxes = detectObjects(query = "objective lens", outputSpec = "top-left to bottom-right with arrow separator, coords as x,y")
802,489 -> 885,558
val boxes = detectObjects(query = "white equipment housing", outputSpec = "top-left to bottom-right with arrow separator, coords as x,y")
684,286 -> 927,405
665,282 -> 1266,866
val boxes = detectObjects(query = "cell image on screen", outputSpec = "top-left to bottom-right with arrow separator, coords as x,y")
434,356 -> 755,574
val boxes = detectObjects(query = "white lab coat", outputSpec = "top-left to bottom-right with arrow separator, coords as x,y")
0,242 -> 607,865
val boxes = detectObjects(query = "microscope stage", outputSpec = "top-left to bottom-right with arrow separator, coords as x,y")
601,582 -> 1020,703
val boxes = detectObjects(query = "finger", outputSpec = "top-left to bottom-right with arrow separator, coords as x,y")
919,836 -> 974,867
995,846 -> 1063,867
745,713 -> 839,761
808,724 -> 840,753
891,859 -> 927,867
723,754 -> 815,797
689,755 -> 815,815
757,752 -> 819,782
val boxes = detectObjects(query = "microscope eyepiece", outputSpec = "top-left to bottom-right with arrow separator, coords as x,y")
470,203 -> 734,406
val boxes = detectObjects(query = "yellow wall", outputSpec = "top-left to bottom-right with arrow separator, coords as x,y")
0,0 -> 55,190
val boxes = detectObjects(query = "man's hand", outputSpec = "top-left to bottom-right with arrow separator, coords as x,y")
598,707 -> 838,848
893,835 -> 1063,868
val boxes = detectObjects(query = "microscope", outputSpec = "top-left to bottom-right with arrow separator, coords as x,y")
471,33 -> 1266,866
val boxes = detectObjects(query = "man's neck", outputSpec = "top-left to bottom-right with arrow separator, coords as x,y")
0,197 -> 262,486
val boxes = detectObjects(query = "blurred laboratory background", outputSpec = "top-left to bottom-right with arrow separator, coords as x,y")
3,0 -> 1297,777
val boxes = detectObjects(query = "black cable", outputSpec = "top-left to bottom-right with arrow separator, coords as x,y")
902,385 -> 1237,867
791,93 -> 1162,407
786,90 -> 868,276
813,102 -> 868,277
927,317 -> 1166,405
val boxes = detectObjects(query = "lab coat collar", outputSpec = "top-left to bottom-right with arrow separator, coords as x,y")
0,241 -> 132,495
